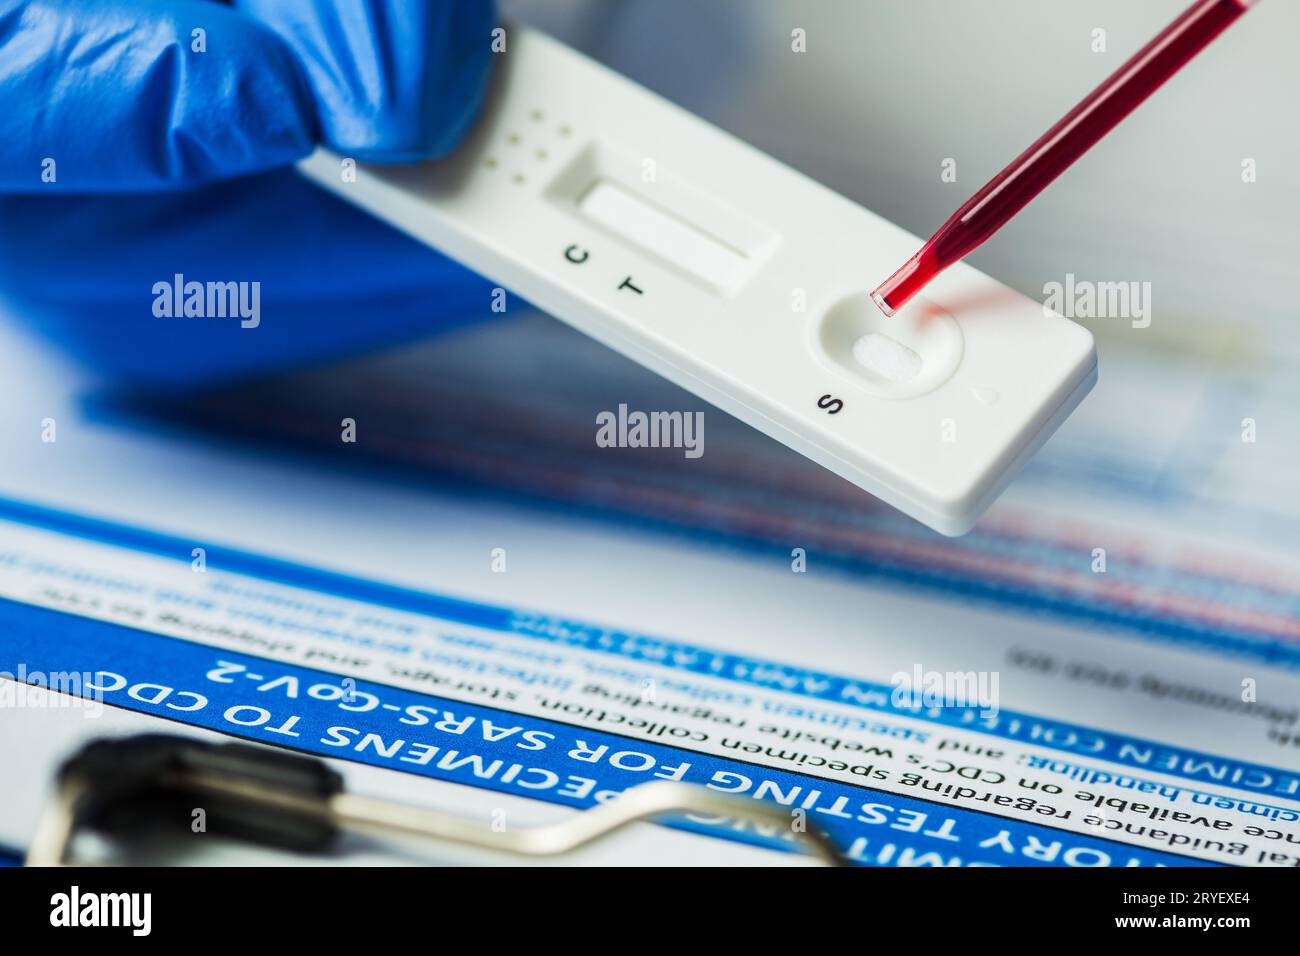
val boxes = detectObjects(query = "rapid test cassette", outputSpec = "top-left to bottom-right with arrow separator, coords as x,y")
298,25 -> 1097,536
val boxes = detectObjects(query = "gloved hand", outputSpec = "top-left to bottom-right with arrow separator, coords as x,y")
0,0 -> 500,388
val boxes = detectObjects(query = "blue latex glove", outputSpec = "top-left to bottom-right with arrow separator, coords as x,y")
0,0 -> 500,387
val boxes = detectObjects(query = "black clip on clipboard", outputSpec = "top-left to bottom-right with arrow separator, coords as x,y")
26,734 -> 849,866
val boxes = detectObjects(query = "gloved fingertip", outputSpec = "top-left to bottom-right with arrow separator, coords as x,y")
236,0 -> 498,164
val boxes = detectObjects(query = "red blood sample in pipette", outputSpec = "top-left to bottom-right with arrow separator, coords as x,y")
870,0 -> 1258,317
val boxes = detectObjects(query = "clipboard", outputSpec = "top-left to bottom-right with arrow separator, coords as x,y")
26,734 -> 848,866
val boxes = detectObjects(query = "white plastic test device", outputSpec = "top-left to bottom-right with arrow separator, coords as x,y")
299,25 -> 1097,536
